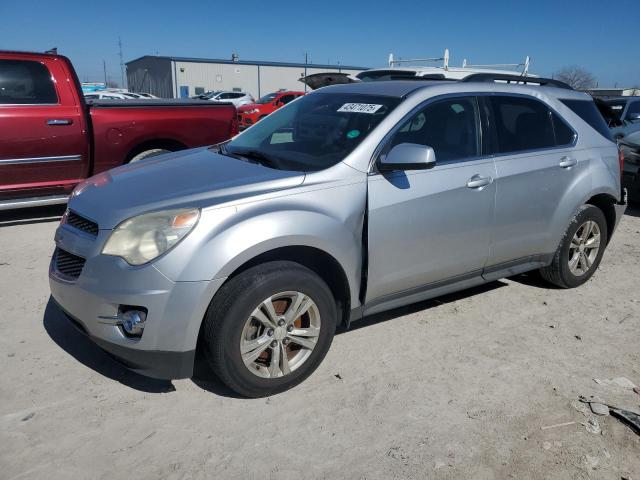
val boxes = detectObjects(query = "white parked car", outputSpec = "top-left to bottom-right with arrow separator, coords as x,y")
84,92 -> 133,100
195,90 -> 255,107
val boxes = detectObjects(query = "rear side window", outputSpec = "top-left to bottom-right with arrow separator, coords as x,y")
489,96 -> 555,153
0,59 -> 58,104
552,113 -> 576,146
560,99 -> 612,141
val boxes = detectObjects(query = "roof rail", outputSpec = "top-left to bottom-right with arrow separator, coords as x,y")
461,73 -> 572,90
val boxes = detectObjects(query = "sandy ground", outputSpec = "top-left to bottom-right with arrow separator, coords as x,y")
0,205 -> 639,480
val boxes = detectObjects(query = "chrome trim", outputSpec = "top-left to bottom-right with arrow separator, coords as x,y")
0,194 -> 68,211
0,155 -> 82,166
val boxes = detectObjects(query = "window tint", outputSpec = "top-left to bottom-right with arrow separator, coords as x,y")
0,59 -> 57,104
627,101 -> 640,117
552,112 -> 576,146
561,99 -> 612,141
490,96 -> 555,153
389,97 -> 479,162
279,95 -> 295,105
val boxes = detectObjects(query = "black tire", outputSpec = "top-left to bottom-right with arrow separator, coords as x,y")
201,261 -> 337,397
539,204 -> 608,288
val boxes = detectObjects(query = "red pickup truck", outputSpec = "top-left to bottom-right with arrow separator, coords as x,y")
0,51 -> 238,210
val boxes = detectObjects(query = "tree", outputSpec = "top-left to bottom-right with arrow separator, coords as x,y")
553,66 -> 596,90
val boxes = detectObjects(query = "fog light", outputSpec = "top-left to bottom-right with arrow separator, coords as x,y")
121,310 -> 146,336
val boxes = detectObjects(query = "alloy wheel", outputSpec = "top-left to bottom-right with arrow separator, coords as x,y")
568,220 -> 601,276
240,291 -> 321,378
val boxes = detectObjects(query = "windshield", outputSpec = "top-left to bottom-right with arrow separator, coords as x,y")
202,90 -> 222,99
225,92 -> 401,172
257,93 -> 279,104
605,100 -> 626,121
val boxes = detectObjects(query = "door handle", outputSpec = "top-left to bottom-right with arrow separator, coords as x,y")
47,119 -> 73,126
559,156 -> 577,168
466,175 -> 492,189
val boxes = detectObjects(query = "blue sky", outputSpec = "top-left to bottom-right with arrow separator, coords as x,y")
2,0 -> 638,87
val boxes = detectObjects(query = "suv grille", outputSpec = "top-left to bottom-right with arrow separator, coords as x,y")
66,211 -> 99,236
54,248 -> 86,279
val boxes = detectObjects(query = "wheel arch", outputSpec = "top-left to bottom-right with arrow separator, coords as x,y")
125,138 -> 188,163
585,192 -> 618,244
223,245 -> 352,328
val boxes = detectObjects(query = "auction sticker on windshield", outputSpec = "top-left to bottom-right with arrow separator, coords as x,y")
337,103 -> 383,114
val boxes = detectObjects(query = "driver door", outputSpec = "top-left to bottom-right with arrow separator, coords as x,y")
365,96 -> 496,311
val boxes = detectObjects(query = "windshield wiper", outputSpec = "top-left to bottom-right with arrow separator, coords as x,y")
230,149 -> 279,168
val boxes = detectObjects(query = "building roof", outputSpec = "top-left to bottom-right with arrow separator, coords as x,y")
126,55 -> 368,71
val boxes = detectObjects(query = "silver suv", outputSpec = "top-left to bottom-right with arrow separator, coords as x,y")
50,77 -> 626,397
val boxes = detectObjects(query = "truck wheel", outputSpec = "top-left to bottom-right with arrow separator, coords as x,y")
201,261 -> 337,397
539,204 -> 608,288
129,148 -> 170,163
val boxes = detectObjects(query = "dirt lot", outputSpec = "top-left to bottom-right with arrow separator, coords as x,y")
1,205 -> 639,480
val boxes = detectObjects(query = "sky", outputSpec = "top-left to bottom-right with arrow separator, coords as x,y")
2,0 -> 638,88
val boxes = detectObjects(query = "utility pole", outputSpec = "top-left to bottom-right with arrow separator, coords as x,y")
304,52 -> 308,92
118,36 -> 126,89
103,60 -> 107,86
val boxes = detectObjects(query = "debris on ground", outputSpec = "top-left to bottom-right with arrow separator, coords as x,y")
610,408 -> 640,436
589,402 -> 610,416
21,413 -> 35,422
593,377 -> 637,389
540,421 -> 576,430
581,418 -> 602,435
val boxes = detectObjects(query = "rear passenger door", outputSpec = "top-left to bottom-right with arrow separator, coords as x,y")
483,95 -> 580,277
366,96 -> 496,307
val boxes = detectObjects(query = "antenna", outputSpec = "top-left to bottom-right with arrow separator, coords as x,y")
118,36 -> 125,89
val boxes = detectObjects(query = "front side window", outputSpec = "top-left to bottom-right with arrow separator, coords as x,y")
0,59 -> 57,104
278,95 -> 295,105
388,97 -> 480,163
490,96 -> 556,153
627,101 -> 640,118
224,93 -> 401,172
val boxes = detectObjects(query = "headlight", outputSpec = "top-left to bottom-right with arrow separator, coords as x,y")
246,108 -> 260,114
102,208 -> 200,265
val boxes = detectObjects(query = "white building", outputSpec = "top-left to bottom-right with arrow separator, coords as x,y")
126,55 -> 367,99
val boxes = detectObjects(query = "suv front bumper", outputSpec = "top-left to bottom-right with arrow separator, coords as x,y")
49,224 -> 225,379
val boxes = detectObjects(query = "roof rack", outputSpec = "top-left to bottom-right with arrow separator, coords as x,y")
389,49 -> 450,70
462,55 -> 530,75
461,73 -> 573,90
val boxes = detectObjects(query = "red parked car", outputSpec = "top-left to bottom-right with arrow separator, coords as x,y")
237,90 -> 305,129
0,51 -> 238,210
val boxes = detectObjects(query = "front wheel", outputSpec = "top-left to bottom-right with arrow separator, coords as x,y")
539,204 -> 608,288
201,261 -> 337,397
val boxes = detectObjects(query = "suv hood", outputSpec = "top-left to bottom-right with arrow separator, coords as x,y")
68,147 -> 305,229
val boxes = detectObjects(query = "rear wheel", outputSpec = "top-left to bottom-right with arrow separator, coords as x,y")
201,261 -> 337,397
539,204 -> 607,288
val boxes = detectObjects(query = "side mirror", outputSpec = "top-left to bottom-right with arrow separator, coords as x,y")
378,143 -> 436,172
